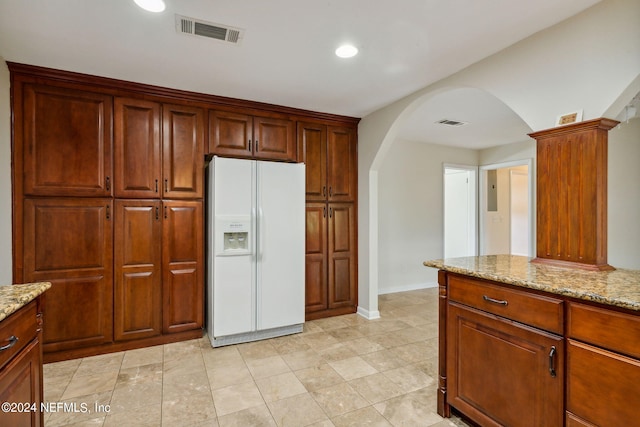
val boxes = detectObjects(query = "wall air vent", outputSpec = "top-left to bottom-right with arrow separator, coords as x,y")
436,119 -> 468,126
176,14 -> 244,45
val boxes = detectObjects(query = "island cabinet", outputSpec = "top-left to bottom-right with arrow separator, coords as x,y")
566,302 -> 640,426
0,297 -> 45,427
208,110 -> 296,162
298,121 -> 358,319
441,273 -> 564,427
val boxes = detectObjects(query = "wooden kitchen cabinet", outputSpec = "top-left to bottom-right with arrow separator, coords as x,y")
305,202 -> 357,319
299,121 -> 358,319
162,200 -> 204,334
0,298 -> 45,427
298,123 -> 357,202
209,110 -> 296,161
530,119 -> 618,270
114,200 -> 162,341
20,82 -> 113,197
443,274 -> 564,427
116,99 -> 204,199
114,98 -> 161,198
566,302 -> 640,426
163,104 -> 205,199
23,198 -> 113,353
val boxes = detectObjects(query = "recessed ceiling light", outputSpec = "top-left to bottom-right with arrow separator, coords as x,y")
134,0 -> 166,12
335,44 -> 358,58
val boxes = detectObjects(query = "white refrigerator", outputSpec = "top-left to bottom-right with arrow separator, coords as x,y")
206,156 -> 305,347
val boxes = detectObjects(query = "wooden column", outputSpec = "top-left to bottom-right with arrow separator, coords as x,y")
530,118 -> 618,271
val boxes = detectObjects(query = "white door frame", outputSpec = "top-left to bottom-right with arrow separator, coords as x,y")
443,163 -> 478,258
479,159 -> 535,257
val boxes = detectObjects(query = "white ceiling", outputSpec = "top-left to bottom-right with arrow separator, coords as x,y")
0,0 -> 601,149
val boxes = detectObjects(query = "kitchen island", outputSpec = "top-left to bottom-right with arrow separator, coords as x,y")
0,282 -> 50,427
424,255 -> 640,427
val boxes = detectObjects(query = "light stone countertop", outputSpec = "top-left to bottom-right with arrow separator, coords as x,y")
424,255 -> 640,312
0,282 -> 51,322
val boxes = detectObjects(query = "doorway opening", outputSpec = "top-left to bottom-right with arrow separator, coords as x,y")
443,164 -> 477,258
479,160 -> 533,256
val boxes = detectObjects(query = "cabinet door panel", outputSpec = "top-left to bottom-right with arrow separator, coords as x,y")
114,98 -> 161,198
447,303 -> 563,427
163,105 -> 204,199
114,200 -> 162,341
253,117 -> 296,161
23,83 -> 112,197
305,203 -> 328,313
567,340 -> 640,427
162,201 -> 203,333
298,122 -> 327,201
208,111 -> 252,157
328,203 -> 356,309
23,198 -> 113,352
327,126 -> 356,202
0,340 -> 42,427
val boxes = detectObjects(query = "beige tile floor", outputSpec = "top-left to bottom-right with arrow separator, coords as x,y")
43,288 -> 470,426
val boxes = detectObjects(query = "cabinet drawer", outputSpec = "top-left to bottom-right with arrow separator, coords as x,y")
568,302 -> 640,359
448,275 -> 563,334
567,339 -> 640,427
0,301 -> 38,370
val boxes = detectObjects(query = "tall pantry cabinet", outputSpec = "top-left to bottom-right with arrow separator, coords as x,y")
10,64 -> 204,361
298,122 -> 358,320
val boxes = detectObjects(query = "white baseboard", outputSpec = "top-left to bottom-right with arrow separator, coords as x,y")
357,306 -> 381,320
377,282 -> 438,295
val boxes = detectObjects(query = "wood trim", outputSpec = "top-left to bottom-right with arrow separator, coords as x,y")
43,329 -> 203,363
6,62 -> 361,126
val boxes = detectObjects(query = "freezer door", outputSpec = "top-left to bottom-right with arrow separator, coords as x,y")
256,161 -> 305,330
210,157 -> 256,338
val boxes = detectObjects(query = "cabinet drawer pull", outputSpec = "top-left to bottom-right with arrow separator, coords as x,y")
255,140 -> 259,151
155,179 -> 158,193
164,179 -> 168,193
323,206 -> 326,218
549,346 -> 557,377
248,140 -> 251,151
105,176 -> 111,191
482,295 -> 508,306
323,186 -> 326,197
0,336 -> 18,352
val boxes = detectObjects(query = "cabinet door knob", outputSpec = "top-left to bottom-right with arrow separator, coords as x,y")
0,335 -> 18,352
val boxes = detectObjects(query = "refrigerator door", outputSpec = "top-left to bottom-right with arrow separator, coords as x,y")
256,160 -> 305,330
210,157 -> 256,338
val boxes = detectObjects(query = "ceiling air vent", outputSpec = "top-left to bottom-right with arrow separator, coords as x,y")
176,14 -> 244,45
436,119 -> 468,126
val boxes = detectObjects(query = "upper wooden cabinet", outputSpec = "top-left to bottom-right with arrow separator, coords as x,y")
163,104 -> 205,199
115,99 -> 204,199
20,83 -> 113,197
298,123 -> 357,202
209,110 -> 296,162
114,98 -> 161,198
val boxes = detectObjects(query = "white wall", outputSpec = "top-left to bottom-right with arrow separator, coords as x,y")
377,140 -> 478,294
608,118 -> 640,269
0,59 -> 11,285
359,0 -> 639,311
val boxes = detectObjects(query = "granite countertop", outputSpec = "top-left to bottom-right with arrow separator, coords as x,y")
0,282 -> 51,322
424,255 -> 640,312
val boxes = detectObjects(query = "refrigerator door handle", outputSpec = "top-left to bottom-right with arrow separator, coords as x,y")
258,207 -> 265,261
